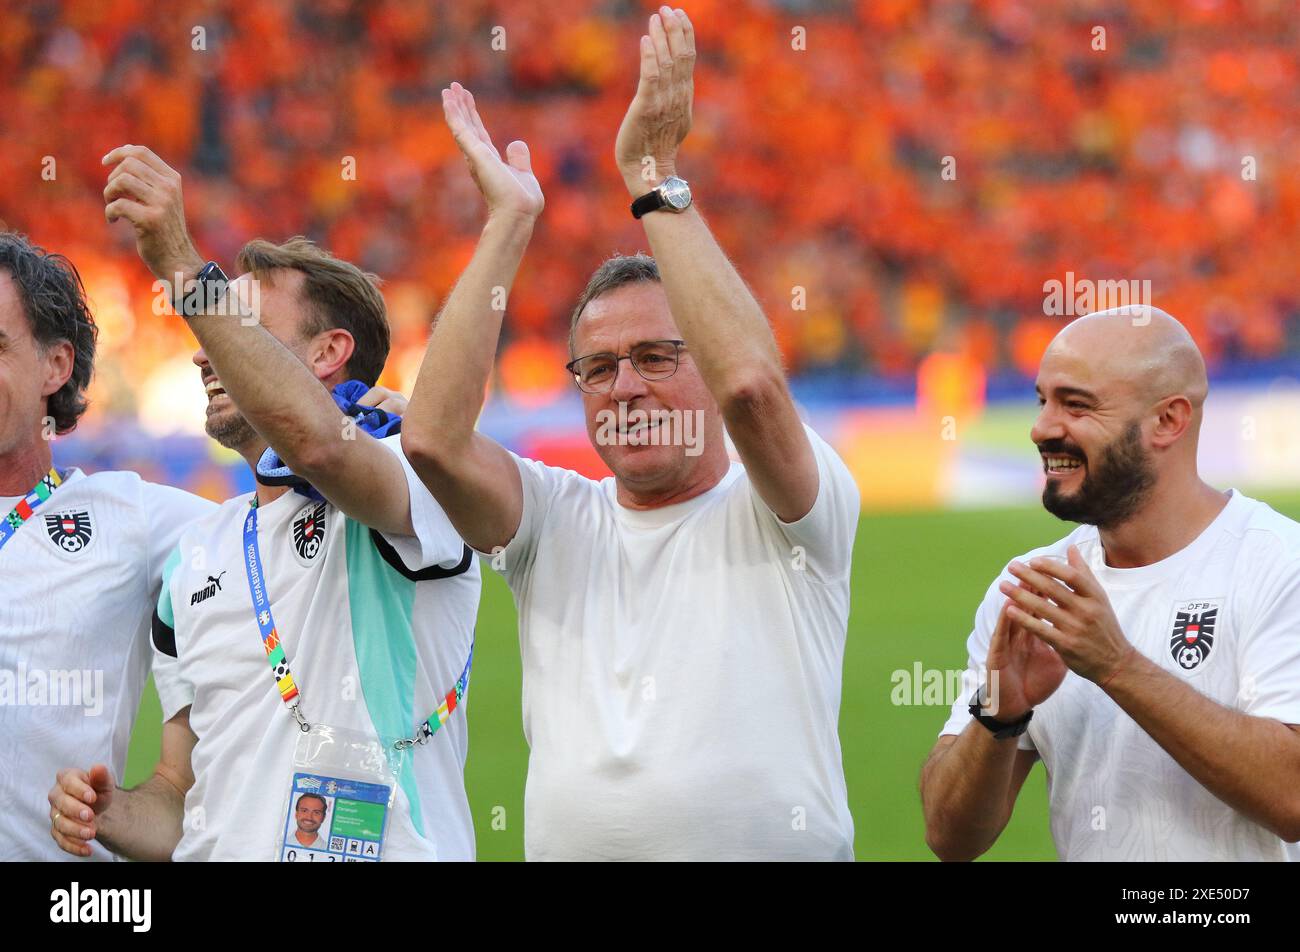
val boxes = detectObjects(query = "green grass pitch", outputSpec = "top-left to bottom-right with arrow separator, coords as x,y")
124,491 -> 1300,860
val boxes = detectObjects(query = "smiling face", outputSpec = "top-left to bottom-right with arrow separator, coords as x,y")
0,245 -> 85,483
192,269 -> 341,453
570,281 -> 727,502
1030,306 -> 1205,529
0,272 -> 59,462
295,796 -> 325,834
1032,342 -> 1159,528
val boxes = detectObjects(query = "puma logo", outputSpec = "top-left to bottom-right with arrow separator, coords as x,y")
191,570 -> 228,606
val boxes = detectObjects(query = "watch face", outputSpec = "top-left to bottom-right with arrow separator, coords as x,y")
662,177 -> 691,209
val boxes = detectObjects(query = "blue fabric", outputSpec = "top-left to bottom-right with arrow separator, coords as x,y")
255,380 -> 402,502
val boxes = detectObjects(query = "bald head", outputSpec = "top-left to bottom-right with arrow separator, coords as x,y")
1031,305 -> 1208,528
1043,306 -> 1207,412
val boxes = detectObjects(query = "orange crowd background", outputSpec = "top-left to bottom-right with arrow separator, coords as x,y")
2,0 -> 1299,430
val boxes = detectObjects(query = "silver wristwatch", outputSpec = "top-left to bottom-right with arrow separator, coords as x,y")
630,175 -> 692,219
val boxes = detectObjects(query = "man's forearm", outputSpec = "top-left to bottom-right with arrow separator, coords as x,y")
626,184 -> 818,520
405,213 -> 535,455
921,724 -> 1024,861
99,144 -> 345,477
625,187 -> 783,403
186,302 -> 342,474
1104,653 -> 1300,840
96,773 -> 187,862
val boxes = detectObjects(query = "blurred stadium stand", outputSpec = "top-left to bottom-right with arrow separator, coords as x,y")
4,0 -> 1300,505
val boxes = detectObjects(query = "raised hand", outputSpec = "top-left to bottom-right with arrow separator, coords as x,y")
441,82 -> 543,222
983,599 -> 1068,721
1002,546 -> 1136,684
48,763 -> 115,857
615,6 -> 696,190
102,145 -> 205,285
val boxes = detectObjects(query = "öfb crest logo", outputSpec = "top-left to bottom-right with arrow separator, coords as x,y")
45,509 -> 93,553
1169,601 -> 1219,672
292,502 -> 328,563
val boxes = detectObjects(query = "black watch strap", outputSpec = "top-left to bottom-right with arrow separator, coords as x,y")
178,261 -> 229,317
630,187 -> 667,220
968,687 -> 1033,739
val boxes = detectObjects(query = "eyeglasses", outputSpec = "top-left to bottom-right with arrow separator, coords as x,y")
564,339 -> 686,394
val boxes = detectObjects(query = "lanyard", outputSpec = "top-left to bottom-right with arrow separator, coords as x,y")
0,468 -> 65,553
241,497 -> 473,748
397,641 -> 473,750
242,499 -> 307,729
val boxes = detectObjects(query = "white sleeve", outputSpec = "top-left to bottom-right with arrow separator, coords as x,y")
151,543 -> 195,722
152,650 -> 194,723
139,484 -> 209,721
140,481 -> 217,598
375,434 -> 467,571
939,570 -> 1037,751
1238,557 -> 1300,725
749,424 -> 860,583
471,452 -> 574,583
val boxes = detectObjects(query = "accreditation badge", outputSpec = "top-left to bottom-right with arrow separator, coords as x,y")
277,724 -> 406,863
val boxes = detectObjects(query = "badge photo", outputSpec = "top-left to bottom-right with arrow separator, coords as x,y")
1168,599 -> 1222,674
45,508 -> 95,554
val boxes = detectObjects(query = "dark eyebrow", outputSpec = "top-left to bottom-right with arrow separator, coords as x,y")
1036,385 -> 1098,403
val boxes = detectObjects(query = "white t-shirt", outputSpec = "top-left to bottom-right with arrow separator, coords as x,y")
485,425 -> 859,860
288,829 -> 327,850
0,468 -> 215,861
154,436 -> 481,861
941,490 -> 1300,861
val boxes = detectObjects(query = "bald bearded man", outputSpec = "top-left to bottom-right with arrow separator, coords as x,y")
921,306 -> 1300,861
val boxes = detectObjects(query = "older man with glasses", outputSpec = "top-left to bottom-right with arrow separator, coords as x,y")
402,8 -> 860,860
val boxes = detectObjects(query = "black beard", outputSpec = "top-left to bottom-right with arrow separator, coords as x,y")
1041,421 -> 1155,529
206,411 -> 258,451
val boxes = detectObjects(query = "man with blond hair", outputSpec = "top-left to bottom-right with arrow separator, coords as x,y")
49,146 -> 479,861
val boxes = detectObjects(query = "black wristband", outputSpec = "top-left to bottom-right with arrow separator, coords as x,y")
630,189 -> 667,220
968,687 -> 1033,739
178,261 -> 229,317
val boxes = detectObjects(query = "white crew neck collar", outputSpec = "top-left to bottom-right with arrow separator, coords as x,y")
1089,489 -> 1246,588
2,466 -> 84,501
248,485 -> 313,517
611,462 -> 743,529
